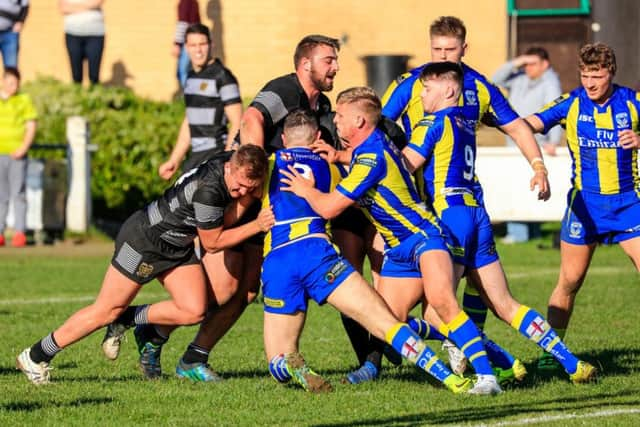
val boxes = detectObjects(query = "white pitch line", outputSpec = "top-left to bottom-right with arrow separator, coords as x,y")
507,266 -> 628,279
0,293 -> 167,306
466,407 -> 640,427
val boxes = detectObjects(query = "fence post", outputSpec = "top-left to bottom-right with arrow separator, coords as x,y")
65,116 -> 91,232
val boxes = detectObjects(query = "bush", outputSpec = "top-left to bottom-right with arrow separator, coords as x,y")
23,77 -> 184,221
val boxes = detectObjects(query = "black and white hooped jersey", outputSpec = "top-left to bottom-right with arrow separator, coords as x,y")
144,151 -> 233,247
184,59 -> 241,153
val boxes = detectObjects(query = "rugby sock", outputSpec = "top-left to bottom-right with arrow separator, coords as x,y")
30,333 -> 62,363
268,354 -> 292,383
481,333 -> 517,369
407,316 -> 447,341
137,324 -> 168,346
182,343 -> 210,364
115,304 -> 150,327
364,336 -> 385,369
341,313 -> 371,365
462,283 -> 488,331
385,323 -> 453,383
446,311 -> 493,375
511,305 -> 579,374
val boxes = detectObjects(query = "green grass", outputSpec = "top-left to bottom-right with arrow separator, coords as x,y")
1,241 -> 639,426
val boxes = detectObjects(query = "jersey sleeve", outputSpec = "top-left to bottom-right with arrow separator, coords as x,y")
482,80 -> 519,127
407,116 -> 442,160
381,72 -> 415,120
336,150 -> 385,201
534,94 -> 573,133
192,185 -> 229,230
219,68 -> 241,106
250,77 -> 300,130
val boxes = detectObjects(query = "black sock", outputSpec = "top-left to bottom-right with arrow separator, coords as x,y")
30,333 -> 61,363
137,324 -> 168,346
340,313 -> 371,366
365,336 -> 385,369
182,343 -> 210,364
115,305 -> 149,327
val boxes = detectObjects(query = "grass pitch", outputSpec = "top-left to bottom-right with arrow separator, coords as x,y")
1,240 -> 639,426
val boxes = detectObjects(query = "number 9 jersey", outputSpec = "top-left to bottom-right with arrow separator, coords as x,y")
262,147 -> 343,255
408,106 -> 483,215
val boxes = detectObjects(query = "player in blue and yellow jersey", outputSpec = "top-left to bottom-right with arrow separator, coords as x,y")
381,15 -> 548,375
402,62 -> 596,385
282,87 -> 502,394
263,109 -> 471,394
527,43 -> 640,372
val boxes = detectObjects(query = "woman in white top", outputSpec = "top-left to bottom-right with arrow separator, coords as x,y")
59,0 -> 105,84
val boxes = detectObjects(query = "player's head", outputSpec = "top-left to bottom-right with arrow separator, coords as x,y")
418,61 -> 463,113
2,67 -> 20,97
578,43 -> 616,103
294,34 -> 340,92
429,16 -> 467,64
225,144 -> 268,198
282,109 -> 320,148
523,46 -> 550,79
185,24 -> 212,71
334,86 -> 381,150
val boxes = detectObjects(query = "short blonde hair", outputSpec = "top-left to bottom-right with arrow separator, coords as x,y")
336,86 -> 381,124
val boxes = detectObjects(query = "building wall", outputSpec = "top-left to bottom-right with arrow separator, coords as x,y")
17,1 -> 508,102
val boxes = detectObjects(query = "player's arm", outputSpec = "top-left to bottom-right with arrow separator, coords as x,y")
239,107 -> 266,148
159,116 -> 191,180
402,117 -> 439,173
381,72 -> 413,120
280,165 -> 353,219
198,206 -> 274,254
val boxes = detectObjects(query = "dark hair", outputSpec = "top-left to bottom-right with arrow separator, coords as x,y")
185,23 -> 211,43
429,16 -> 466,42
525,46 -> 550,61
579,43 -> 616,75
232,144 -> 268,180
336,86 -> 381,124
3,67 -> 20,80
419,61 -> 463,86
293,35 -> 340,68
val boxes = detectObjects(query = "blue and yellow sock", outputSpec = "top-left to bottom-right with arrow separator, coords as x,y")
385,323 -> 453,383
446,311 -> 493,375
269,354 -> 292,383
407,316 -> 447,341
462,282 -> 488,331
511,305 -> 579,374
482,333 -> 517,370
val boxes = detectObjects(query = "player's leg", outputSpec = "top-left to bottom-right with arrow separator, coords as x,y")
175,248 -> 245,381
17,265 -> 142,384
619,235 -> 640,271
325,271 -> 471,393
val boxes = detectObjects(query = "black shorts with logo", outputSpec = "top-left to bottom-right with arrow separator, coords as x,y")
111,211 -> 200,285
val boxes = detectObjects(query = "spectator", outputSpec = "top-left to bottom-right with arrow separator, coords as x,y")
0,0 -> 29,68
492,46 -> 562,243
0,67 -> 37,247
173,0 -> 200,88
59,0 -> 105,85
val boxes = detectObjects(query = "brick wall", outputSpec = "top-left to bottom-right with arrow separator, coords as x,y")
17,0 -> 507,103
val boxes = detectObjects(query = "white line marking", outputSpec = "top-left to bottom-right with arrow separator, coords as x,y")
466,407 -> 640,427
0,293 -> 167,306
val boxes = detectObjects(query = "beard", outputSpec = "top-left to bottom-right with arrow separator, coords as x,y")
310,67 -> 335,92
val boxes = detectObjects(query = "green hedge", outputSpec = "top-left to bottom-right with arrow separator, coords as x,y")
23,77 -> 185,220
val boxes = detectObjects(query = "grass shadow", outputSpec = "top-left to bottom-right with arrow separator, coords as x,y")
1,397 -> 114,412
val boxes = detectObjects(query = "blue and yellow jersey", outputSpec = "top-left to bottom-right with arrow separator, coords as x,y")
381,62 -> 519,140
535,84 -> 640,195
336,128 -> 441,248
408,106 -> 482,215
262,147 -> 343,255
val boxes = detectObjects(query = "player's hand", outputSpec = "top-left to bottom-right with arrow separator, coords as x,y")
158,160 -> 178,180
280,164 -> 315,197
310,140 -> 339,163
530,171 -> 551,201
171,44 -> 181,58
256,206 -> 275,232
618,129 -> 640,149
